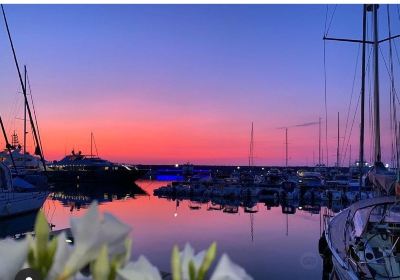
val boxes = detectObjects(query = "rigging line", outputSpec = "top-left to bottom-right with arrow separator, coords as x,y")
341,43 -> 361,162
324,5 -> 329,36
379,46 -> 400,106
326,4 -> 338,37
342,91 -> 361,167
6,92 -> 19,138
323,39 -> 329,166
26,69 -> 45,159
393,41 -> 400,70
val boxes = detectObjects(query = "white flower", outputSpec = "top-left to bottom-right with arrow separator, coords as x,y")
0,237 -> 29,280
117,255 -> 162,280
180,243 -> 206,280
45,232 -> 72,280
60,202 -> 131,278
210,254 -> 253,280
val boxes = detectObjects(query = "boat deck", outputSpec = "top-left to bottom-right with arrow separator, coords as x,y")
326,196 -> 398,279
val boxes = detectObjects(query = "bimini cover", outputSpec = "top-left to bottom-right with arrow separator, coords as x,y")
0,162 -> 12,191
353,206 -> 374,237
368,164 -> 397,195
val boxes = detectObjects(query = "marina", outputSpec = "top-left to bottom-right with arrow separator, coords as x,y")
0,3 -> 400,280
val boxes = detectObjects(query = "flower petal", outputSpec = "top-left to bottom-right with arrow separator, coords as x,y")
45,232 -> 72,280
117,255 -> 162,280
210,254 -> 253,280
0,237 -> 29,280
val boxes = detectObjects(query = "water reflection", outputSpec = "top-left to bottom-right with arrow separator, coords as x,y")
1,180 -> 347,279
0,211 -> 37,238
49,182 -> 148,212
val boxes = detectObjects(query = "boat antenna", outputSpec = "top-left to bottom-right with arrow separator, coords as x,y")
1,5 -> 47,172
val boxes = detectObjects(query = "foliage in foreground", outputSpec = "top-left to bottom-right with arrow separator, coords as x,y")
0,202 -> 253,280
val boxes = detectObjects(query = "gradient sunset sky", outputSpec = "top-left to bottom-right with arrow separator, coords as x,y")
0,4 -> 398,166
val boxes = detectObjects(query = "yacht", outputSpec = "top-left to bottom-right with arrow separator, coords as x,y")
48,150 -> 144,185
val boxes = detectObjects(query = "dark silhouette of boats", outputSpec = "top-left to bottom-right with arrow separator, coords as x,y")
48,150 -> 145,186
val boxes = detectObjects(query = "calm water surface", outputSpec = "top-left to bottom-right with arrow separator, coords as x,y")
41,180 -> 325,279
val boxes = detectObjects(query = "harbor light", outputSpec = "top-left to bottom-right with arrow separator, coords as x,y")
385,163 -> 390,168
262,167 -> 265,170
175,163 -> 179,168
237,166 -> 240,170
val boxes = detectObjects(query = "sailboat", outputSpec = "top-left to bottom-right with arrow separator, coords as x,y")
324,4 -> 400,279
0,5 -> 49,218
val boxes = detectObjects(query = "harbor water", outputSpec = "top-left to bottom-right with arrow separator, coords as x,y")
33,180 -> 328,279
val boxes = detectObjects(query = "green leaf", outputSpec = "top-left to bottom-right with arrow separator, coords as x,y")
172,245 -> 181,280
197,242 -> 217,280
92,245 -> 110,280
189,260 -> 196,280
34,211 -> 49,263
124,238 -> 132,264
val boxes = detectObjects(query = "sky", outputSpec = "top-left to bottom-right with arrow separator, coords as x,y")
0,4 -> 398,166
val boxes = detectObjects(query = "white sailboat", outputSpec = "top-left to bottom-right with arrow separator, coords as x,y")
0,161 -> 47,218
324,4 -> 400,279
0,5 -> 48,218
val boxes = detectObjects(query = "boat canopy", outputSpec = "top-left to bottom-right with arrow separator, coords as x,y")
351,196 -> 400,237
368,164 -> 397,195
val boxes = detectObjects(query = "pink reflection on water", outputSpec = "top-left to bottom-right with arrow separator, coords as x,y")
43,180 -> 323,279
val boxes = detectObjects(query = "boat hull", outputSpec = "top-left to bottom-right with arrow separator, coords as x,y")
0,191 -> 48,218
47,168 -> 145,185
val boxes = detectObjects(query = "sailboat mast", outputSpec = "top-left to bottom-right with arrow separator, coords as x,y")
319,117 -> 321,165
349,144 -> 352,167
359,4 -> 367,182
372,4 -> 381,164
1,5 -> 47,172
90,132 -> 93,158
337,112 -> 340,167
248,122 -> 254,167
23,65 -> 27,168
285,128 -> 288,168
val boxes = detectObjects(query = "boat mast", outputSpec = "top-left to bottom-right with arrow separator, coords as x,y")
1,5 -> 47,172
359,4 -> 367,186
23,65 -> 27,169
90,132 -> 93,158
285,127 -> 288,168
337,112 -> 340,168
319,117 -> 321,165
372,4 -> 381,164
248,122 -> 254,168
